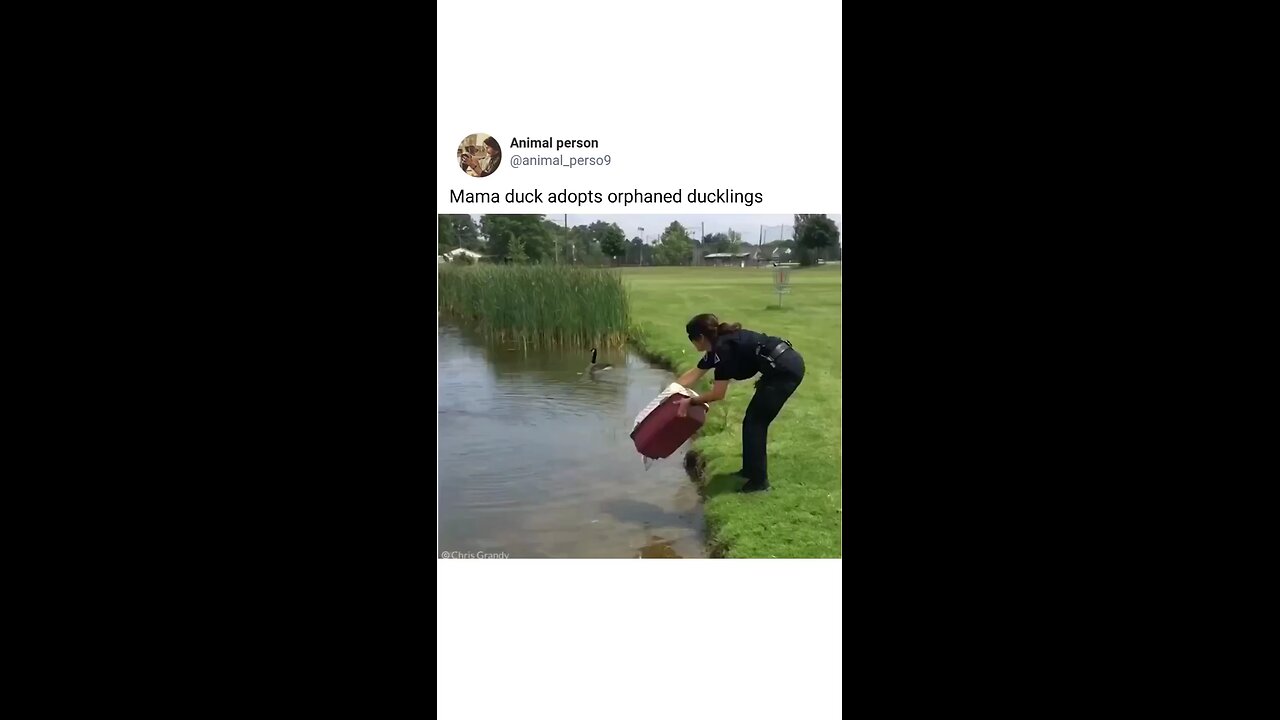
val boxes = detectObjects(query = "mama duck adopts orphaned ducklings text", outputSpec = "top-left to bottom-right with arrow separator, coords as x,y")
450,188 -> 765,208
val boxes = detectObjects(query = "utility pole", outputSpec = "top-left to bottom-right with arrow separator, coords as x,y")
564,214 -> 573,265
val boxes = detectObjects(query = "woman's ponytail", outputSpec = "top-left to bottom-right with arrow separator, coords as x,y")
687,313 -> 741,343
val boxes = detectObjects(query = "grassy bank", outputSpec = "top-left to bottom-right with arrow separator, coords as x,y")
438,265 -> 629,348
623,266 -> 842,558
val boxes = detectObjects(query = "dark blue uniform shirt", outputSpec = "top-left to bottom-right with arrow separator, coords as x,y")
696,329 -> 783,381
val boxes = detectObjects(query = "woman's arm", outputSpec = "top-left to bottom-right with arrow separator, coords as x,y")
690,380 -> 729,406
676,367 -> 707,388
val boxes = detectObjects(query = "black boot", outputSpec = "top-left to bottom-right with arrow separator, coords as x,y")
739,477 -> 771,493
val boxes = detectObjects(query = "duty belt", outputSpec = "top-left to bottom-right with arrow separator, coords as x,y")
758,340 -> 792,369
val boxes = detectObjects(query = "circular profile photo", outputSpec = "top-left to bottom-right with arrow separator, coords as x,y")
457,133 -> 501,178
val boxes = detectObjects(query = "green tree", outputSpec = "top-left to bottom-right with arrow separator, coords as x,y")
438,216 -> 457,249
481,214 -> 551,262
599,223 -> 628,264
453,215 -> 481,251
654,221 -> 693,266
508,232 -> 528,264
563,221 -> 625,265
701,232 -> 730,254
567,225 -> 593,264
543,220 -> 568,263
438,214 -> 483,252
627,237 -> 645,265
794,214 -> 839,267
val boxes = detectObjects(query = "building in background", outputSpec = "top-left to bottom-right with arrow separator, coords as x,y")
442,248 -> 485,263
703,252 -> 760,267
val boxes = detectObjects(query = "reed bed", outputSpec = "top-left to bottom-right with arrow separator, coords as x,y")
438,265 -> 630,348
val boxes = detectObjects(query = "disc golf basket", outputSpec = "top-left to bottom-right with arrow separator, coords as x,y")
773,268 -> 791,307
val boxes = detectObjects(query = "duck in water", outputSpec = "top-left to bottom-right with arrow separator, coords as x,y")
588,347 -> 613,376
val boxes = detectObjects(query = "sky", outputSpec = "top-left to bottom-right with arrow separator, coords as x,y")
468,213 -> 842,244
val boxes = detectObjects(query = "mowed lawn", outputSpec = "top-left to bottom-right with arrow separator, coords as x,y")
622,266 -> 842,558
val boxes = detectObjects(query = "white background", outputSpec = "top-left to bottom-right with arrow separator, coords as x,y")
438,2 -> 842,718
438,0 -> 843,216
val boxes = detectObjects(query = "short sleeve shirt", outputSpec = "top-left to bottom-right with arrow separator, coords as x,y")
696,329 -> 773,381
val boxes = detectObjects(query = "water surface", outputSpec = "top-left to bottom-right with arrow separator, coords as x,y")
437,323 -> 705,558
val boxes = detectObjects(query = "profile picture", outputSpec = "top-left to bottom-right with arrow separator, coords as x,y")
457,133 -> 501,178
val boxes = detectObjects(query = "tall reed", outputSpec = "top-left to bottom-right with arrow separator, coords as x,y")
438,265 -> 630,348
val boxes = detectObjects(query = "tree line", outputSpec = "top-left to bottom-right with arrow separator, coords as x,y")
438,215 -> 841,266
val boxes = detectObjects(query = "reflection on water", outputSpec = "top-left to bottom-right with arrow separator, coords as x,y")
437,323 -> 705,558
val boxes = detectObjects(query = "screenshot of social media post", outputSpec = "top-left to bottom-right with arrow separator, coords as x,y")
437,3 -> 841,718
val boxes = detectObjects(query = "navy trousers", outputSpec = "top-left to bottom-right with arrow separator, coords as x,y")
742,349 -> 805,484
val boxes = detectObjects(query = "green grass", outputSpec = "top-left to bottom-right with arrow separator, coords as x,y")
623,265 -> 842,558
438,265 -> 629,348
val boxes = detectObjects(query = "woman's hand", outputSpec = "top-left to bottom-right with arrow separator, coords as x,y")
676,398 -> 691,418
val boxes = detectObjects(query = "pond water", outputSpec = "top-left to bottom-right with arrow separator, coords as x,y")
437,323 -> 706,558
